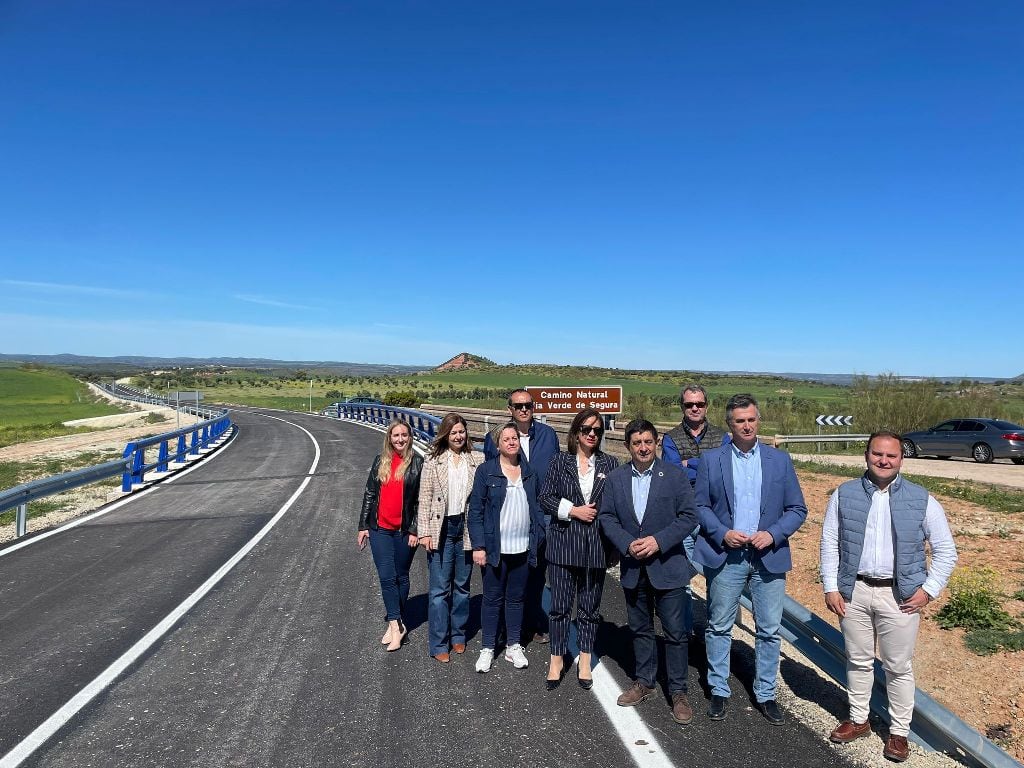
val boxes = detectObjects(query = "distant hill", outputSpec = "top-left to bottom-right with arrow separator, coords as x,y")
434,352 -> 496,372
0,353 -> 428,376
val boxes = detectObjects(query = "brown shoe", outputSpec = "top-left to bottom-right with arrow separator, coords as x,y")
830,720 -> 871,744
883,735 -> 910,762
671,692 -> 693,724
616,682 -> 654,707
451,643 -> 466,654
432,652 -> 450,663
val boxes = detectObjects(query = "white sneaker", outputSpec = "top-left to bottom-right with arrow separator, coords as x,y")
475,648 -> 494,673
504,643 -> 529,669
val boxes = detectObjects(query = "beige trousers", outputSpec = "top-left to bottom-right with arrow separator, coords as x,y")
840,579 -> 920,736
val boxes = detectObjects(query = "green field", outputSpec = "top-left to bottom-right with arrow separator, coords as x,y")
124,363 -> 1024,437
0,366 -> 128,447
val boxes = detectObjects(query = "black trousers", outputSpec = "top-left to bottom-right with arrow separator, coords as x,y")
548,561 -> 605,655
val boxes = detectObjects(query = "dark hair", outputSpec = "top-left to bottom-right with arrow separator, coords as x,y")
866,430 -> 903,453
431,412 -> 472,458
725,393 -> 759,423
567,408 -> 604,454
623,418 -> 658,444
506,388 -> 532,407
679,384 -> 708,408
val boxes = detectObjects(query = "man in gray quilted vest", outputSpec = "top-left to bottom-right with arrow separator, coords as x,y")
820,431 -> 957,762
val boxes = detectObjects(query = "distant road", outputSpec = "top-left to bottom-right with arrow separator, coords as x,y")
791,453 -> 1024,489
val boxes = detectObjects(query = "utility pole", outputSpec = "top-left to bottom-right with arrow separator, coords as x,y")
309,379 -> 313,413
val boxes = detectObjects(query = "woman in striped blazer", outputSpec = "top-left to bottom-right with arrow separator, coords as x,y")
416,413 -> 483,663
539,408 -> 619,690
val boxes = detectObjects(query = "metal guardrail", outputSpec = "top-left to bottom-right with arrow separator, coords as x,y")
1,385 -> 233,538
323,402 -> 442,445
774,433 -> 870,446
738,593 -> 1022,768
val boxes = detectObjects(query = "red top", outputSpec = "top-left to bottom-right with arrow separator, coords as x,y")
377,453 -> 405,530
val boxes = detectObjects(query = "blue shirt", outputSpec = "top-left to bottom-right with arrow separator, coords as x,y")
730,441 -> 762,535
630,462 -> 654,524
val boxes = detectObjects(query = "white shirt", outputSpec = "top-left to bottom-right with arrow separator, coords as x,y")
518,430 -> 531,461
820,477 -> 958,599
446,452 -> 471,517
499,477 -> 531,554
557,453 -> 596,521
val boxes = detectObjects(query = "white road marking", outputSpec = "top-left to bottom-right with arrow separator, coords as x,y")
0,428 -> 239,559
587,657 -> 676,768
0,414 -> 320,768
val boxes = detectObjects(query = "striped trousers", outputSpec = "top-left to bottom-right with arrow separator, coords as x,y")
548,562 -> 605,655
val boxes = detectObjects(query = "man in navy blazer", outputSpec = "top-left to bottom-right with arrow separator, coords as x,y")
693,394 -> 807,725
599,419 -> 699,725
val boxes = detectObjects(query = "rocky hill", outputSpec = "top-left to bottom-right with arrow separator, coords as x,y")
434,352 -> 495,371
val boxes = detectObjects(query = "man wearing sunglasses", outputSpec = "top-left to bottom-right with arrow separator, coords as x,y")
661,385 -> 729,485
484,388 -> 559,643
661,385 -> 730,637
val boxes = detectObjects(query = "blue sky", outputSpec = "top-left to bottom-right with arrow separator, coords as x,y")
2,2 -> 1021,377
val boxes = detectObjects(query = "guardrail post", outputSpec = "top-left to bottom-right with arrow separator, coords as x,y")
157,440 -> 169,472
131,449 -> 145,487
16,503 -> 27,537
176,434 -> 187,463
201,424 -> 210,445
189,430 -> 199,455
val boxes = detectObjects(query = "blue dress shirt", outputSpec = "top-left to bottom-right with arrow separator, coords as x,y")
730,441 -> 762,535
630,462 -> 654,525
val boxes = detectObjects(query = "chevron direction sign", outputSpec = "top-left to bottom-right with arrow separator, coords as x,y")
816,415 -> 853,426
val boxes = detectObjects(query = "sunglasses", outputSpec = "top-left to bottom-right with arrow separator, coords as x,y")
683,401 -> 707,409
579,425 -> 604,436
511,402 -> 534,411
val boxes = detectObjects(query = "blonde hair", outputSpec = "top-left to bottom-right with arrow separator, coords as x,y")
378,420 -> 414,483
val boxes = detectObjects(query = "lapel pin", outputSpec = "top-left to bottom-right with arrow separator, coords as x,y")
658,471 -> 664,477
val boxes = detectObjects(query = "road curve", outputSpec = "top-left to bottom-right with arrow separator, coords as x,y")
1,409 -> 856,768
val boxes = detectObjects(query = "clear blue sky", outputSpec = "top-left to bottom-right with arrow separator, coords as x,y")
2,2 -> 1021,377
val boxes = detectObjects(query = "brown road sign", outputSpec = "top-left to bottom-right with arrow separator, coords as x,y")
525,386 -> 622,415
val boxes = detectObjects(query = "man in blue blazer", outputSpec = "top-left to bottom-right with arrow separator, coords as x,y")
693,394 -> 807,725
599,419 -> 699,725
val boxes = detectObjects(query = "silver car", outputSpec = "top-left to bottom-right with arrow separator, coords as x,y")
901,419 -> 1024,464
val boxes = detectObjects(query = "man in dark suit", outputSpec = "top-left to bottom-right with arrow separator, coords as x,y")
694,394 -> 807,725
599,419 -> 699,725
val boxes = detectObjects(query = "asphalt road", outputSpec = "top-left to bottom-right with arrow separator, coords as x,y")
0,409 -> 856,768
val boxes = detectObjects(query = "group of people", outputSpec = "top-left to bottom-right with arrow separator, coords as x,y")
357,385 -> 957,763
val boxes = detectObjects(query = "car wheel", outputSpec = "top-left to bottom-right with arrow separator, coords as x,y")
901,439 -> 918,458
1012,457 -> 1024,465
972,443 -> 994,464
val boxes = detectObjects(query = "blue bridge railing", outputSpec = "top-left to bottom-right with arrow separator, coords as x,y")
1,405 -> 233,538
325,402 -> 442,445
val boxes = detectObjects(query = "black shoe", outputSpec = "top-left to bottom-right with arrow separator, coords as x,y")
545,677 -> 561,691
533,631 -> 550,644
757,699 -> 784,726
707,695 -> 727,720
577,667 -> 593,691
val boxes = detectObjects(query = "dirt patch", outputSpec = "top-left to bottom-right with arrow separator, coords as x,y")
785,469 -> 1024,761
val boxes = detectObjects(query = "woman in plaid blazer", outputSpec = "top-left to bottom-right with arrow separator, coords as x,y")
417,413 -> 483,663
539,408 -> 618,690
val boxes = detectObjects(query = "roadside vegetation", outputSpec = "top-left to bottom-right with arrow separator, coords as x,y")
0,365 -> 129,448
935,567 -> 1024,655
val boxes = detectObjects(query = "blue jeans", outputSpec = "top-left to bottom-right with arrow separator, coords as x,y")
704,548 -> 787,702
368,527 -> 416,622
426,516 -> 472,655
682,528 -> 702,634
481,551 -> 529,649
624,568 -> 689,694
